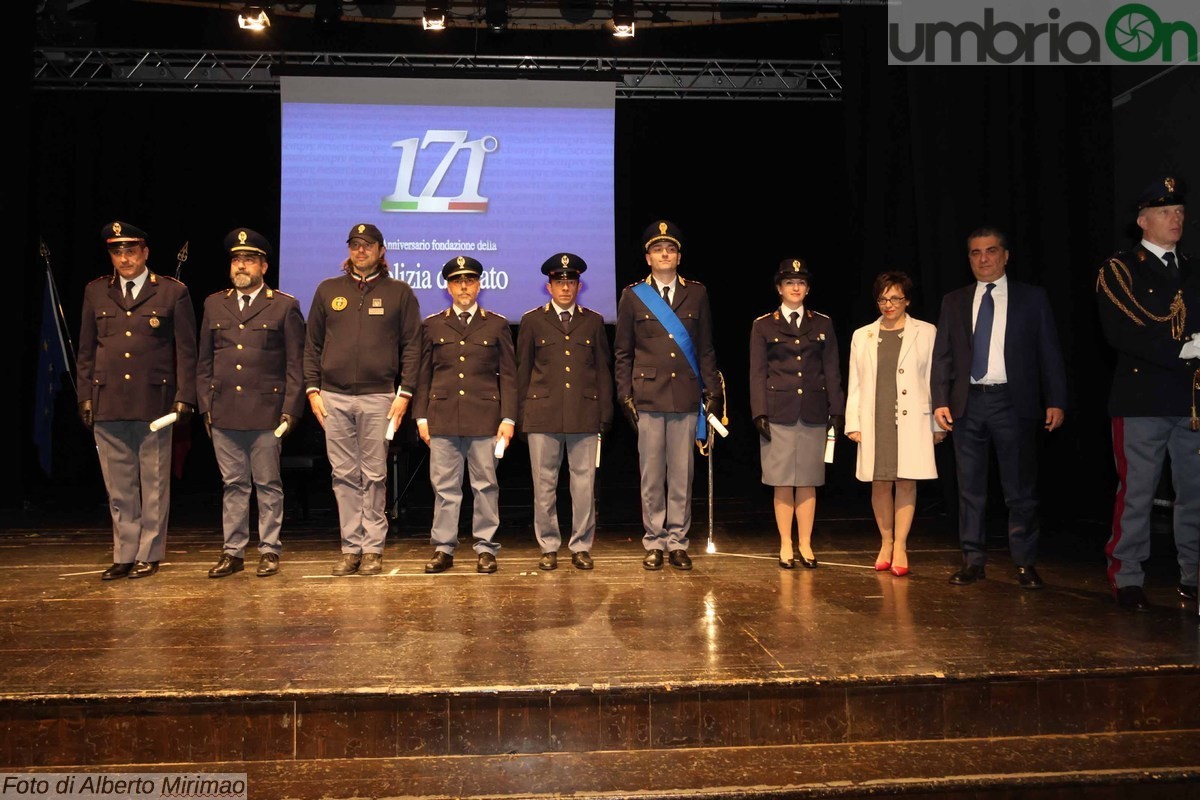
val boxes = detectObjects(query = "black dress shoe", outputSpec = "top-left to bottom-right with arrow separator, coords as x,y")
359,553 -> 383,575
128,561 -> 159,579
208,554 -> 244,578
539,552 -> 558,570
1116,585 -> 1151,611
477,552 -> 498,574
425,551 -> 454,574
1016,565 -> 1044,590
668,549 -> 693,570
101,563 -> 133,581
256,553 -> 279,577
332,553 -> 361,577
643,549 -> 664,571
797,553 -> 818,569
949,564 -> 986,585
1178,583 -> 1199,601
779,558 -> 796,570
571,551 -> 594,570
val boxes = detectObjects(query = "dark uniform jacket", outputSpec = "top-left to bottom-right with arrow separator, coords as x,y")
613,275 -> 719,413
1097,245 -> 1200,417
303,272 -> 422,396
77,272 -> 198,421
931,280 -> 1068,421
413,308 -> 518,437
197,287 -> 306,430
516,304 -> 614,434
749,307 -> 845,426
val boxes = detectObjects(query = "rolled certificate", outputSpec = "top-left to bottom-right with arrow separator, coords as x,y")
595,433 -> 602,468
494,437 -> 507,458
707,413 -> 729,438
149,412 -> 178,432
385,415 -> 398,441
274,420 -> 290,438
824,425 -> 836,463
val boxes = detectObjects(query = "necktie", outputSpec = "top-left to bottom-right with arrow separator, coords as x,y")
661,285 -> 671,305
459,311 -> 470,327
241,294 -> 251,311
125,280 -> 135,301
789,311 -> 799,329
560,310 -> 571,329
1164,251 -> 1178,270
971,283 -> 996,381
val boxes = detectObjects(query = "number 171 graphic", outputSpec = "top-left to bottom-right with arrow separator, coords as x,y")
381,130 -> 498,213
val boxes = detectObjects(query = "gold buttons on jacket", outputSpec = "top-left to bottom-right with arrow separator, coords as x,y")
236,386 -> 243,391
124,374 -> 131,380
239,324 -> 245,330
458,373 -> 465,379
236,365 -> 243,370
565,382 -> 571,389
237,344 -> 244,350
459,340 -> 465,345
797,372 -> 802,377
459,390 -> 465,395
671,372 -> 676,378
126,311 -> 132,317
459,355 -> 466,362
125,331 -> 132,337
797,389 -> 804,395
898,368 -> 905,374
124,353 -> 131,359
564,350 -> 571,356
565,366 -> 571,373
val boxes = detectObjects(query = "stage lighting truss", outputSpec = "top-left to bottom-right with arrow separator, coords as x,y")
611,0 -> 635,37
236,6 -> 271,31
423,0 -> 448,29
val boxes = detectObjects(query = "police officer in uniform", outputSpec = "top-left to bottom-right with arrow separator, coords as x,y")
414,256 -> 517,574
197,229 -> 305,578
516,253 -> 614,570
77,221 -> 198,580
304,223 -> 422,577
614,220 -> 721,571
1097,176 -> 1200,610
749,259 -> 845,569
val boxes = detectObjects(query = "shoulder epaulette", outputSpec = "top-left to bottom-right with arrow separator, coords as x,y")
812,310 -> 830,319
425,310 -> 446,320
89,275 -> 112,286
481,308 -> 507,321
154,273 -> 182,285
754,311 -> 774,322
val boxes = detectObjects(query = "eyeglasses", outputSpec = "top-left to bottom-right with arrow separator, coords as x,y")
348,239 -> 376,251
877,296 -> 907,307
231,254 -> 263,265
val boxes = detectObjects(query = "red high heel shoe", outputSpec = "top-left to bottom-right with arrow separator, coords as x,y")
874,560 -> 891,571
889,564 -> 910,577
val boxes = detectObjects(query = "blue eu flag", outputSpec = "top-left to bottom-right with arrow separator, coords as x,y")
33,269 -> 72,476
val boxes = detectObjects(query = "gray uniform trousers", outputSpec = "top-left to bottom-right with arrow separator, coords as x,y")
429,435 -> 501,556
637,410 -> 696,552
93,420 -> 172,563
528,432 -> 599,553
322,390 -> 392,555
212,427 -> 284,557
1107,416 -> 1200,589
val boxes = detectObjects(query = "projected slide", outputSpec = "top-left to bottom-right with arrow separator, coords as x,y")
279,76 -> 617,322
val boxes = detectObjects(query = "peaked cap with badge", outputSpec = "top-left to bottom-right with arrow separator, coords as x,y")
642,220 -> 683,252
442,255 -> 483,281
101,220 -> 148,247
1136,175 -> 1187,210
775,257 -> 811,285
224,228 -> 272,257
542,252 -> 587,280
346,223 -> 384,245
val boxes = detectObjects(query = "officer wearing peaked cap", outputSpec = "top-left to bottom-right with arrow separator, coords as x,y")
749,258 -> 845,569
413,255 -> 518,575
1097,176 -> 1200,610
614,220 -> 721,571
303,222 -> 422,577
77,220 -> 198,580
516,253 -> 613,571
198,228 -> 306,579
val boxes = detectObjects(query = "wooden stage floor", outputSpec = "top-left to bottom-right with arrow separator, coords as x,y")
2,497 -> 1198,798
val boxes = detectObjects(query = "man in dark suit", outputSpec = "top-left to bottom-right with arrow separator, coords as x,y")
77,221 -> 198,580
197,228 -> 306,579
1096,176 -> 1199,611
931,227 -> 1068,589
516,253 -> 614,571
614,220 -> 721,571
413,256 -> 518,575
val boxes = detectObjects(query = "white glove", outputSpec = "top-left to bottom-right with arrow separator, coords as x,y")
1181,338 -> 1200,360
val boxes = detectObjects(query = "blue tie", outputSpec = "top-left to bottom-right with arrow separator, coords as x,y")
971,283 -> 996,381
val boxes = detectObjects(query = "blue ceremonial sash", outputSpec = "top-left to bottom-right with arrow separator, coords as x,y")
632,281 -> 708,441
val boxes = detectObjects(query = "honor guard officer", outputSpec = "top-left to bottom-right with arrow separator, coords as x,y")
197,229 -> 306,579
304,223 -> 422,577
614,220 -> 721,571
77,221 -> 198,580
1097,176 -> 1200,611
516,253 -> 614,570
414,256 -> 518,574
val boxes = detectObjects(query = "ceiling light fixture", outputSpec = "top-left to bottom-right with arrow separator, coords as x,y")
423,0 -> 448,30
236,5 -> 271,31
611,0 -> 635,38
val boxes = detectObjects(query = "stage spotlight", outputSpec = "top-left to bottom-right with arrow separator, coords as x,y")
485,0 -> 507,32
611,0 -> 634,37
236,5 -> 271,31
423,0 -> 448,30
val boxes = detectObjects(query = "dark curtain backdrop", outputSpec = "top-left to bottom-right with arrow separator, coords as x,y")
18,9 -> 1139,549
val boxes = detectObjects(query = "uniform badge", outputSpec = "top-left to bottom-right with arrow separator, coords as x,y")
1165,177 -> 1176,192
356,224 -> 367,235
149,317 -> 161,329
112,222 -> 122,237
238,230 -> 248,245
372,298 -> 382,307
332,296 -> 348,311
561,254 -> 570,268
658,222 -> 668,235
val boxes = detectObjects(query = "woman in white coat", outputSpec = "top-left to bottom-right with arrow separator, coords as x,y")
845,272 -> 946,576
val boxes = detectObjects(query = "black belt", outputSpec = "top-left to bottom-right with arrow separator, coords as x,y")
969,383 -> 1008,393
